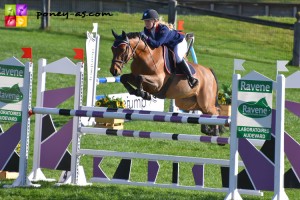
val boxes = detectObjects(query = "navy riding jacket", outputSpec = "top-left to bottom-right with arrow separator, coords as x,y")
143,24 -> 184,50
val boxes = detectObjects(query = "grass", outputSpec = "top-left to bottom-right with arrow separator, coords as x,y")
0,10 -> 300,199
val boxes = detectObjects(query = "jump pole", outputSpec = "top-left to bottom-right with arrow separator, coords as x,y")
79,127 -> 230,145
81,105 -> 221,118
97,76 -> 120,83
31,107 -> 230,126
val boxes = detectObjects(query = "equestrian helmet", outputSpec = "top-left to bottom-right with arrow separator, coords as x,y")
141,9 -> 159,20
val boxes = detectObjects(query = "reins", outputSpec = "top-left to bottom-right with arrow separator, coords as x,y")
141,38 -> 158,71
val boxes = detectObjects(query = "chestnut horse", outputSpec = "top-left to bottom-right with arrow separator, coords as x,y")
110,30 -> 222,135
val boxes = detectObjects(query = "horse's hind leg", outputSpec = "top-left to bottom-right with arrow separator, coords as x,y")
197,94 -> 221,136
203,110 -> 222,136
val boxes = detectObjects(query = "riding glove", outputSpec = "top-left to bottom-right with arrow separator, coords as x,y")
140,32 -> 148,40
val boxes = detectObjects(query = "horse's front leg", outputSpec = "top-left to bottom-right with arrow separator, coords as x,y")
135,75 -> 151,100
120,74 -> 151,100
120,74 -> 138,95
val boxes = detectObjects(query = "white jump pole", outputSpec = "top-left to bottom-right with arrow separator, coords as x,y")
225,73 -> 242,200
86,23 -> 100,108
83,23 -> 100,126
272,74 -> 288,200
13,61 -> 34,187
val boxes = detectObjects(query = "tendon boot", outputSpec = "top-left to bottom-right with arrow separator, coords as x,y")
178,59 -> 198,88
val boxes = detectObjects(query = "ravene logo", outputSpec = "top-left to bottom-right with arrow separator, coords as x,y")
238,97 -> 271,118
0,84 -> 23,103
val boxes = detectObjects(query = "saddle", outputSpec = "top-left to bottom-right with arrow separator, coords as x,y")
152,46 -> 196,99
162,46 -> 196,75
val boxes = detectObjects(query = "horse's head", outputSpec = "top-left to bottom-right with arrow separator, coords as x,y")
110,30 -> 142,76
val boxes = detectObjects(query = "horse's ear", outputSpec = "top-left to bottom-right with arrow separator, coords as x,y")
121,30 -> 126,38
112,29 -> 118,39
122,30 -> 129,42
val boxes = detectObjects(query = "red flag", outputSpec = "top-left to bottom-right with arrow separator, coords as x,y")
177,20 -> 184,32
73,48 -> 84,62
21,47 -> 32,60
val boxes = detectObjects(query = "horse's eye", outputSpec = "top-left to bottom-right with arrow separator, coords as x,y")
119,44 -> 126,49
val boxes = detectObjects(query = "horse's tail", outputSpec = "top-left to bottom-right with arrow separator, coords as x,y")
209,68 -> 220,109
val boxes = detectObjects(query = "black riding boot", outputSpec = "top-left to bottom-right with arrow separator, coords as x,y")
179,60 -> 198,88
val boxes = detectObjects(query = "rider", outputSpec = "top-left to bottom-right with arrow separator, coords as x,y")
140,9 -> 198,88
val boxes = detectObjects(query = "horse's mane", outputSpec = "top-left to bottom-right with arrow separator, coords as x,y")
126,32 -> 140,39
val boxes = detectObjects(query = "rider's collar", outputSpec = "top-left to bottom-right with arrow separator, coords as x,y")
155,24 -> 160,32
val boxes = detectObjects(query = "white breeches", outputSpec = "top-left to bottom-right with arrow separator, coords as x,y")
174,38 -> 187,63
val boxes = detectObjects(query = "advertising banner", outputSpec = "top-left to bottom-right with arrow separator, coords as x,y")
0,64 -> 25,122
237,72 -> 273,140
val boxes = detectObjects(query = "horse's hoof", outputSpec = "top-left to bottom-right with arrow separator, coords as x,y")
144,93 -> 152,100
201,124 -> 210,135
137,90 -> 151,101
219,125 -> 226,134
206,126 -> 220,136
212,129 -> 220,136
135,90 -> 143,97
135,90 -> 140,96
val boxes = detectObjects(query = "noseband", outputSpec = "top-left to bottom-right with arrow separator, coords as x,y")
112,36 -> 142,71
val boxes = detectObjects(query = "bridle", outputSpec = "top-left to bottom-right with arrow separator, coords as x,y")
112,34 -> 158,72
112,36 -> 141,72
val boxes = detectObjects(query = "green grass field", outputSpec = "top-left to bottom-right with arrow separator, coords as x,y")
0,10 -> 300,199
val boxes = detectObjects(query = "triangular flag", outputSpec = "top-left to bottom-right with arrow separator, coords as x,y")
21,47 -> 32,60
277,60 -> 289,72
234,59 -> 245,72
73,48 -> 84,62
286,71 -> 300,88
92,23 -> 98,33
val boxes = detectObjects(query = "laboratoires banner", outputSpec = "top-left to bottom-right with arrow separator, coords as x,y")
236,71 -> 273,140
0,64 -> 25,122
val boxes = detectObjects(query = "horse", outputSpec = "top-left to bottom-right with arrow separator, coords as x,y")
110,30 -> 223,135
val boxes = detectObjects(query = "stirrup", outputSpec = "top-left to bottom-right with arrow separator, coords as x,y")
188,77 -> 198,88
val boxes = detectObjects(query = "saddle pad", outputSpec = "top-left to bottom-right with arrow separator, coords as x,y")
163,46 -> 196,75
